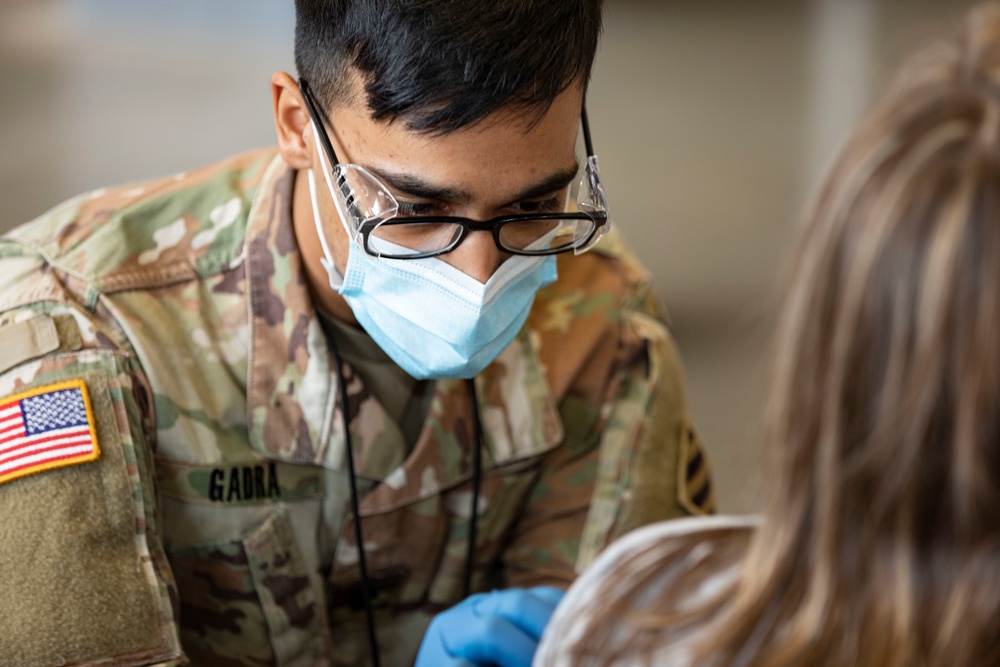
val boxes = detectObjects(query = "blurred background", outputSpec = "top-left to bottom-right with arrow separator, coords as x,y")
0,0 -> 985,513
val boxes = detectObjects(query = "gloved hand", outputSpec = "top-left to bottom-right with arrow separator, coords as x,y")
415,586 -> 565,667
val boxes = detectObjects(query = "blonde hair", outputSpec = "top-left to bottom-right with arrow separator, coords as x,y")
575,4 -> 1000,665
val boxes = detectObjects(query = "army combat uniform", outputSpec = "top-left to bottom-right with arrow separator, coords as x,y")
0,149 -> 714,667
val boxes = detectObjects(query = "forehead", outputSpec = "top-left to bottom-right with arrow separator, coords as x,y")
325,82 -> 585,198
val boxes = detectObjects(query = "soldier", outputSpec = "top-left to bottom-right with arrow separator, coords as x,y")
0,1 -> 713,666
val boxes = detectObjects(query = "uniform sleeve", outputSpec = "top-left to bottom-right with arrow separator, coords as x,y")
0,307 -> 183,666
502,295 -> 715,587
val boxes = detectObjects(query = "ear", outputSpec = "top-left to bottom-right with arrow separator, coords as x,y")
271,71 -> 313,170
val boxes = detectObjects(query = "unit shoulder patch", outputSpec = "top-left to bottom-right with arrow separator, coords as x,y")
0,379 -> 100,485
677,427 -> 716,516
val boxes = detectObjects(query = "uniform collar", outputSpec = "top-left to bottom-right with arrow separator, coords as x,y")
243,155 -> 563,509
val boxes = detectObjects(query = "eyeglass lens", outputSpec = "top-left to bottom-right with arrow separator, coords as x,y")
366,215 -> 598,257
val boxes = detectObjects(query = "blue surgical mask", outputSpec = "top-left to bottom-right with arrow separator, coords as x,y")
306,143 -> 557,380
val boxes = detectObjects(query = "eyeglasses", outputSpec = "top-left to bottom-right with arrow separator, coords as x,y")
299,79 -> 611,260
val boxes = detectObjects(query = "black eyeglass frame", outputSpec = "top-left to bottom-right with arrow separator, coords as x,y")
299,78 -> 610,260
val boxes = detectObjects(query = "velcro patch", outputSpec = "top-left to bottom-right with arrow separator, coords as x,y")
0,379 -> 100,485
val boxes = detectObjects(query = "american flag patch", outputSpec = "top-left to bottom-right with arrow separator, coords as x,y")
0,379 -> 100,485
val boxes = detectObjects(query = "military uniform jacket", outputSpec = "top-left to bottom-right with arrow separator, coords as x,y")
0,150 -> 713,667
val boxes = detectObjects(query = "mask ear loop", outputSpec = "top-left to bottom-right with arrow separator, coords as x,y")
301,89 -> 381,659
306,166 -> 343,290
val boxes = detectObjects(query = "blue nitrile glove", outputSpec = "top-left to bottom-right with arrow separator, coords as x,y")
415,586 -> 565,667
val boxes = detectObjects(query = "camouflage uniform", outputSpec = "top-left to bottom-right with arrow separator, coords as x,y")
0,149 -> 713,667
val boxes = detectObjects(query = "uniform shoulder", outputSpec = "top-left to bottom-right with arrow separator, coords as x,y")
2,148 -> 279,294
533,226 -> 661,332
546,226 -> 654,304
528,226 -> 674,400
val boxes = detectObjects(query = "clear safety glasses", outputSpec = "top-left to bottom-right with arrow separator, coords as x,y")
299,79 -> 611,260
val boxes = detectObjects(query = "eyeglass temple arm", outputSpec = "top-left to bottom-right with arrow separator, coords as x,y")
299,79 -> 343,168
581,104 -> 595,157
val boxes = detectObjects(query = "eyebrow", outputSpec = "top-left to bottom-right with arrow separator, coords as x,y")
362,162 -> 581,205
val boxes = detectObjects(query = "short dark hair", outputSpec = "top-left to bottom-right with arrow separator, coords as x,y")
294,0 -> 603,133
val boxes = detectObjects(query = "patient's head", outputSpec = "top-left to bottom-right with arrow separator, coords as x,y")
571,5 -> 1000,666
755,3 -> 1000,663
770,0 -> 1000,565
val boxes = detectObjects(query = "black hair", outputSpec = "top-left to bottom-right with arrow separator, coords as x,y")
294,0 -> 603,133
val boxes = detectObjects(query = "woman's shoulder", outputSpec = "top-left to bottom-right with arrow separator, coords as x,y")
603,514 -> 759,560
536,514 -> 759,666
578,514 -> 759,585
571,513 -> 758,605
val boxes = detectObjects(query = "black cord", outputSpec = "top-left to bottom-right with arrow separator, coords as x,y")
328,334 -> 483,662
464,378 -> 484,599
328,333 -> 382,667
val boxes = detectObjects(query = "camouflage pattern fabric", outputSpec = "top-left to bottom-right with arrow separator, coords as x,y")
0,149 -> 713,667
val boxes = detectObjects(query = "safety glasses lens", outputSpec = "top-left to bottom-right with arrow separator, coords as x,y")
334,164 -> 399,230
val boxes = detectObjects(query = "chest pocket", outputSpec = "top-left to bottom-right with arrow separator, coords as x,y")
156,459 -> 332,667
0,347 -> 181,667
166,505 -> 332,667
